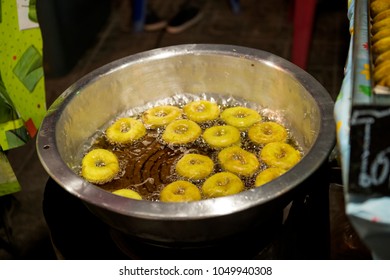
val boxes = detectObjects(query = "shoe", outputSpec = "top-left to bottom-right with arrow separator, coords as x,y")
144,9 -> 167,31
166,6 -> 203,34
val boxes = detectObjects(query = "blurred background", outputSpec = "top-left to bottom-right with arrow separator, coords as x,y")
1,0 -> 367,259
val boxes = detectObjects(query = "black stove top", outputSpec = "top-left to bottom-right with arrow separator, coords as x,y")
42,167 -> 372,260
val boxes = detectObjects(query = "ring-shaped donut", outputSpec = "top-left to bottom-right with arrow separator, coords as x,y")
260,142 -> 301,170
162,119 -> 202,144
105,117 -> 146,145
220,106 -> 261,130
202,172 -> 244,198
112,189 -> 142,200
160,181 -> 202,202
183,100 -> 220,123
142,105 -> 182,128
255,167 -> 286,187
175,154 -> 214,180
248,121 -> 288,145
202,125 -> 241,149
218,146 -> 259,177
81,149 -> 120,184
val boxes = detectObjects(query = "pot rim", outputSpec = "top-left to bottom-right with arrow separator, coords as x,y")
37,44 -> 335,220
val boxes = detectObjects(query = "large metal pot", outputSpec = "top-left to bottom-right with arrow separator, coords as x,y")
37,44 -> 335,244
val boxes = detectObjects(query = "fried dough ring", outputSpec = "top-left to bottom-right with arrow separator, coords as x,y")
105,117 -> 146,145
220,106 -> 262,130
162,119 -> 202,144
183,100 -> 220,123
248,121 -> 288,145
371,1 -> 390,18
375,49 -> 390,66
175,153 -> 214,180
218,146 -> 260,177
373,8 -> 390,23
160,181 -> 202,202
81,149 -> 120,184
371,17 -> 390,35
260,142 -> 301,170
202,125 -> 241,148
202,172 -> 244,198
255,167 -> 286,187
373,61 -> 390,84
142,105 -> 182,128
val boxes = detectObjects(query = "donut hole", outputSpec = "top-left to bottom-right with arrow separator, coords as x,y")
174,124 -> 189,134
262,127 -> 273,135
189,159 -> 201,165
232,154 -> 246,165
195,104 -> 206,112
95,159 -> 106,167
275,149 -> 288,159
214,129 -> 226,137
120,122 -> 131,133
234,112 -> 248,119
155,111 -> 168,117
217,178 -> 230,187
174,187 -> 186,195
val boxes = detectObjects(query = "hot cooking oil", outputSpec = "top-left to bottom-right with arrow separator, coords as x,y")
76,94 -> 303,201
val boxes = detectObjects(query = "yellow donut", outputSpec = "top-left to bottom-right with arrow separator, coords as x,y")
105,117 -> 146,145
162,119 -> 202,144
142,105 -> 182,128
260,142 -> 301,170
183,100 -> 220,123
371,17 -> 390,35
202,125 -> 241,149
374,61 -> 390,84
218,146 -> 259,177
255,167 -> 286,187
372,28 -> 390,45
112,189 -> 142,200
160,181 -> 202,202
375,49 -> 390,67
175,154 -> 214,180
371,1 -> 390,18
373,9 -> 390,23
202,172 -> 244,198
220,106 -> 262,130
248,121 -> 288,145
81,149 -> 120,184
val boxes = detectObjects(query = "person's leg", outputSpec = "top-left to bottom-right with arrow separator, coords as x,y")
166,0 -> 204,34
115,0 -> 132,32
144,0 -> 167,31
